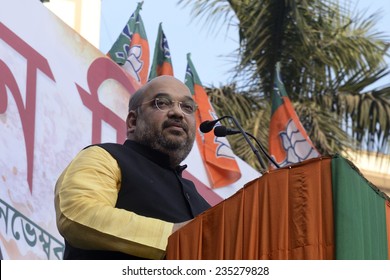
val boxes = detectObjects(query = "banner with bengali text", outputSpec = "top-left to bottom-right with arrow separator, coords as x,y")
0,0 -> 259,259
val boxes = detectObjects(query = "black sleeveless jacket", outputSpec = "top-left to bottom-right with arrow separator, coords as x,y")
63,140 -> 210,259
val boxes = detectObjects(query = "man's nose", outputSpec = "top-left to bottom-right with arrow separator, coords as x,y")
168,101 -> 184,116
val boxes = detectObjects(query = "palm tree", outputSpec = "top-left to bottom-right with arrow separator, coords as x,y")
179,0 -> 390,169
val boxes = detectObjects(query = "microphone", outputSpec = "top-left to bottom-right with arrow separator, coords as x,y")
214,126 -> 240,136
199,116 -> 230,133
201,115 -> 267,172
214,125 -> 280,169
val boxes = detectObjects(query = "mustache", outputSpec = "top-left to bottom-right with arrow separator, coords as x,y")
162,119 -> 188,132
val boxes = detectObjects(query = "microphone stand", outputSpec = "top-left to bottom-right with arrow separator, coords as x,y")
227,116 -> 267,172
244,131 -> 280,169
214,126 -> 280,169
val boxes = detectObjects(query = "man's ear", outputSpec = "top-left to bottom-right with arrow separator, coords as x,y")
126,110 -> 137,133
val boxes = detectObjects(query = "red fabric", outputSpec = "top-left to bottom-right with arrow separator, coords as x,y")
167,157 -> 334,259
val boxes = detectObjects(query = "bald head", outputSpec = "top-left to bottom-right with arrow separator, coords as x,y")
128,75 -> 192,112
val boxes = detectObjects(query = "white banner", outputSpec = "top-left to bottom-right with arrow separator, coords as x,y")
0,0 -> 259,259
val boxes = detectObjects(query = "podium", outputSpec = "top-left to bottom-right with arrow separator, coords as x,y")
166,155 -> 390,260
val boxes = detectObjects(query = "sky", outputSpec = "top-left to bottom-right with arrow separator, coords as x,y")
99,0 -> 390,88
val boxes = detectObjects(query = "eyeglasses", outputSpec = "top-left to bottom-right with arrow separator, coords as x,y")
139,97 -> 198,115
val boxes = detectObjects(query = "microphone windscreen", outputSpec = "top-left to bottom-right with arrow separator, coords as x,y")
214,126 -> 241,136
214,126 -> 228,137
199,120 -> 217,133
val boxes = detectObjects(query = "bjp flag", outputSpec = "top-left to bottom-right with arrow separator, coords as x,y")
269,63 -> 320,168
148,22 -> 173,80
185,53 -> 241,188
107,2 -> 150,86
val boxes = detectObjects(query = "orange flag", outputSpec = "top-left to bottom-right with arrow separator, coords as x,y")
269,63 -> 320,168
107,2 -> 150,87
148,23 -> 173,80
184,53 -> 241,188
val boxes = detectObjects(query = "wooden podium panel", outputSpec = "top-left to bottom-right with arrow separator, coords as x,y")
167,157 -> 335,259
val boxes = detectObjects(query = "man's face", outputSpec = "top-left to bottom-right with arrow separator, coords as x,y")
130,76 -> 197,166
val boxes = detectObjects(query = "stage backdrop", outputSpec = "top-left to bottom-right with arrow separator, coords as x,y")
0,0 -> 259,259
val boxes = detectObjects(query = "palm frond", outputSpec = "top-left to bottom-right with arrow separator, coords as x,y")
180,0 -> 390,158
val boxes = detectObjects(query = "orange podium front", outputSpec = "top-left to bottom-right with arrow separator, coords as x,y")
167,157 -> 335,259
